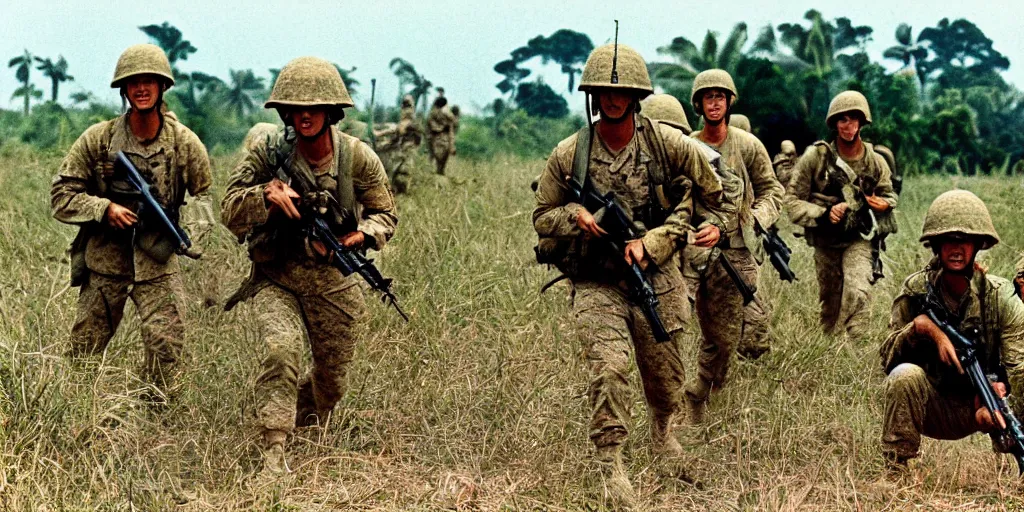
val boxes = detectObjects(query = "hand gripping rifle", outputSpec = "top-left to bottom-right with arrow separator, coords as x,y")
113,151 -> 200,259
267,133 -> 408,322
921,283 -> 1024,474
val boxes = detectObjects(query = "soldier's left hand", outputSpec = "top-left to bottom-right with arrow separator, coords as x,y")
974,381 -> 1008,432
339,231 -> 365,249
864,195 -> 890,212
693,224 -> 721,248
624,239 -> 648,270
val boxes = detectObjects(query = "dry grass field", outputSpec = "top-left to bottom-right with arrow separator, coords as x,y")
1,145 -> 1023,511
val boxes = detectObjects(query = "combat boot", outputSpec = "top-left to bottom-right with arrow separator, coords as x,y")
260,429 -> 290,477
650,411 -> 683,458
595,445 -> 636,510
686,398 -> 707,426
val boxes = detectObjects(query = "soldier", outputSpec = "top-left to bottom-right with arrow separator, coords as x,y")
880,190 -> 1024,474
786,91 -> 897,338
50,44 -> 213,400
220,57 -> 397,475
640,93 -> 692,135
728,113 -> 752,133
375,95 -> 423,193
426,95 -> 456,175
773,140 -> 798,190
534,44 -> 723,506
683,70 -> 783,415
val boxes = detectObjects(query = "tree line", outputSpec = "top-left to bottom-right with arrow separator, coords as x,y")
3,13 -> 1022,175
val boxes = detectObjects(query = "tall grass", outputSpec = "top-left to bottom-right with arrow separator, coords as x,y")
0,148 -> 1022,510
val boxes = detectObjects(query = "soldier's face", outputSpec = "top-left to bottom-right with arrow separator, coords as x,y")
836,114 -> 861,142
701,90 -> 728,124
125,74 -> 161,112
289,109 -> 328,138
938,237 -> 977,274
597,90 -> 634,122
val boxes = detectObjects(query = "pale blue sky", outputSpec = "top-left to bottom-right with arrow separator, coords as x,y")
2,0 -> 1021,114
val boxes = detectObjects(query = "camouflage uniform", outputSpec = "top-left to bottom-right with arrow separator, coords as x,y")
684,70 -> 783,398
728,114 -> 752,133
427,98 -> 456,175
376,96 -> 422,193
880,191 -> 1024,462
536,45 -> 723,504
785,92 -> 898,337
220,57 -> 397,472
50,44 -> 213,393
773,140 -> 798,191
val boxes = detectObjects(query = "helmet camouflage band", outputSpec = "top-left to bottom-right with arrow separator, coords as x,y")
111,44 -> 175,88
690,69 -> 738,112
729,114 -> 751,132
641,94 -> 692,133
579,43 -> 652,95
920,190 -> 999,250
826,90 -> 872,127
265,56 -> 354,110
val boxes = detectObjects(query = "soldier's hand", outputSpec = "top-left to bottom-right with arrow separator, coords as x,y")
913,314 -> 964,374
624,239 -> 648,270
577,207 -> 607,238
864,195 -> 890,212
974,382 -> 1008,432
829,202 -> 849,224
105,202 -> 137,229
339,231 -> 365,249
265,178 -> 301,220
693,224 -> 721,248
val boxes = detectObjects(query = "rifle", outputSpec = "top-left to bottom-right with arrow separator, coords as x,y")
921,283 -> 1024,474
113,151 -> 200,259
758,223 -> 796,282
367,78 -> 377,150
568,180 -> 671,343
267,132 -> 408,322
714,238 -> 757,305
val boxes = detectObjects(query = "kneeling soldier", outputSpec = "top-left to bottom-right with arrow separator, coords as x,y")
880,190 -> 1024,473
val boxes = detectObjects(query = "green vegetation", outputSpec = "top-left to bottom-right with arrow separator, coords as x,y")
2,148 -> 1023,510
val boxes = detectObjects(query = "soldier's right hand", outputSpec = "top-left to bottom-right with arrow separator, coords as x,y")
829,202 -> 849,224
974,382 -> 1008,432
105,202 -> 137,229
264,178 -> 302,220
576,207 -> 607,238
913,314 -> 964,374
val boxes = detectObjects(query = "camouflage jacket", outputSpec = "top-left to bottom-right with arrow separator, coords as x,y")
685,127 -> 783,271
427,106 -> 455,136
785,141 -> 898,248
880,263 -> 1024,412
50,112 -> 213,282
772,152 -> 797,190
220,126 -> 396,294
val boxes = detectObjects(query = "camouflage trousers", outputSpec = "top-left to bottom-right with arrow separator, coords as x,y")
252,278 -> 365,434
882,363 -> 981,459
683,248 -> 757,401
573,281 -> 686,449
429,134 -> 452,175
739,264 -> 772,358
69,271 -> 186,391
813,240 -> 873,338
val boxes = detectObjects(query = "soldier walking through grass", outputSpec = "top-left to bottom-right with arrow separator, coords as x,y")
682,70 -> 783,420
375,94 -> 422,193
785,91 -> 897,339
534,43 -> 723,508
879,190 -> 1024,476
220,56 -> 397,476
426,94 -> 457,175
50,44 -> 213,402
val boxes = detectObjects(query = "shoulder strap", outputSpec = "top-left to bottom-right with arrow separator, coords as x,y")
570,125 -> 592,192
335,132 -> 356,212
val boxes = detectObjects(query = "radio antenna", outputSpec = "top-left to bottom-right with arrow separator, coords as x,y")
611,20 -> 620,84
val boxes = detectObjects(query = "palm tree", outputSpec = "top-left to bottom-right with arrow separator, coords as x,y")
333,64 -> 359,99
139,22 -> 196,79
70,91 -> 94,105
35,56 -> 74,102
770,10 -> 873,77
222,69 -> 265,118
11,84 -> 42,114
649,23 -> 748,101
389,58 -> 432,114
8,49 -> 35,114
883,24 -> 928,93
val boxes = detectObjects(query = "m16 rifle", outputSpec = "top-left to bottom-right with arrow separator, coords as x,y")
921,283 -> 1024,474
112,151 -> 201,260
758,222 -> 796,282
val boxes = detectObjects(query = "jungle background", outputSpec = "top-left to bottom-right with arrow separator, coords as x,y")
2,8 -> 1024,512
